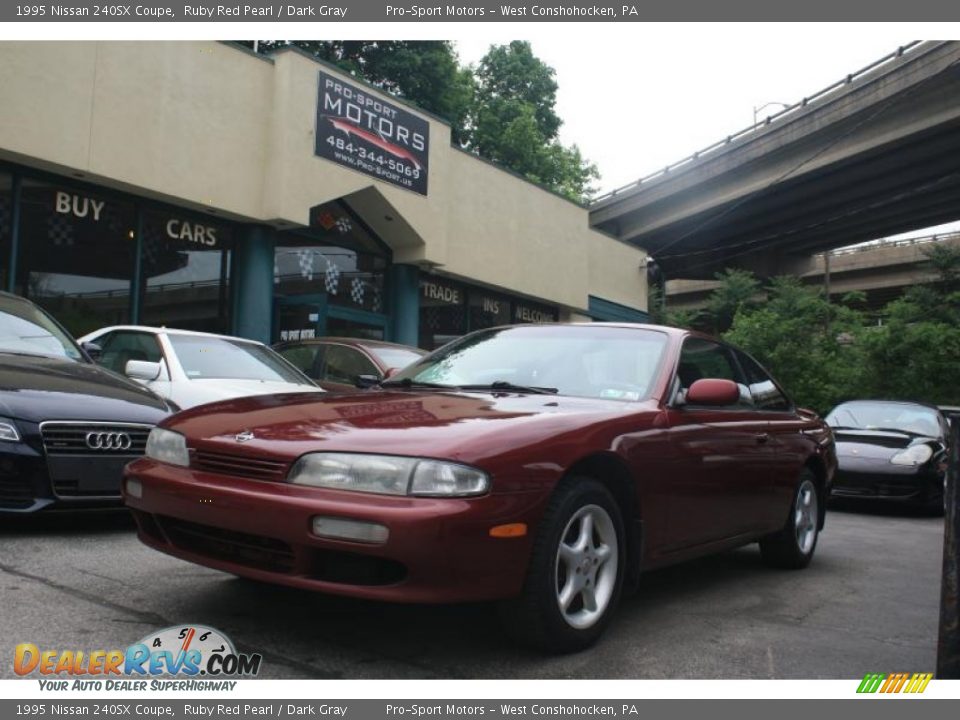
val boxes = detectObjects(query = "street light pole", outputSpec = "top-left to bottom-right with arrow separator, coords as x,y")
753,101 -> 791,126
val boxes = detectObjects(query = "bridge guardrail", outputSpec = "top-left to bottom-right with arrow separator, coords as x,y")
593,41 -> 926,206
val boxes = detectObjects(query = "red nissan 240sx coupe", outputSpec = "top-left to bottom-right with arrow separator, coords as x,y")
124,323 -> 836,652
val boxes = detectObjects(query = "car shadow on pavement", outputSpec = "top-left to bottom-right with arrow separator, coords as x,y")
828,499 -> 943,518
0,508 -> 136,536
155,544 -> 784,676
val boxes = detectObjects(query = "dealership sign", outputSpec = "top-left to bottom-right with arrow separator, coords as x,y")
315,71 -> 430,195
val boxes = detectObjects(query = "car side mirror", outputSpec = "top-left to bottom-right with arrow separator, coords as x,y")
81,342 -> 102,362
125,360 -> 163,382
685,378 -> 740,406
354,374 -> 382,389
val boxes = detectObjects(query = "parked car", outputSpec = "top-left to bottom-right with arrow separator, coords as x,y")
78,326 -> 323,410
273,337 -> 425,392
0,293 -> 171,512
124,323 -> 835,652
826,399 -> 948,512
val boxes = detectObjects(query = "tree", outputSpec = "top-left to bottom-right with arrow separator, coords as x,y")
706,268 -> 762,333
922,242 -> 960,295
722,276 -> 867,414
466,41 -> 599,201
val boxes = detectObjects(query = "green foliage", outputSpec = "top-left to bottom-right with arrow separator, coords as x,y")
706,254 -> 960,414
706,268 -> 762,333
241,40 -> 598,202
922,243 -> 960,294
723,276 -> 867,414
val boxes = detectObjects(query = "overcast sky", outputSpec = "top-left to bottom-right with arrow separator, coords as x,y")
456,30 -> 909,193
455,27 -> 959,238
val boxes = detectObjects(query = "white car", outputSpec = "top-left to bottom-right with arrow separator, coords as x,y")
78,326 -> 324,410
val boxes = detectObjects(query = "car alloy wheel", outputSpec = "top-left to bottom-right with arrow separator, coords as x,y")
794,479 -> 818,555
554,504 -> 619,630
499,477 -> 625,652
760,468 -> 820,569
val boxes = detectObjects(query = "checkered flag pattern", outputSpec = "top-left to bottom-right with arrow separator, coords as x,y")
47,214 -> 74,246
335,217 -> 352,234
371,287 -> 382,313
297,249 -> 315,281
350,276 -> 365,305
324,259 -> 340,295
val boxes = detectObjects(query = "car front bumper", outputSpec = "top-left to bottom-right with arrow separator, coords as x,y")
123,458 -> 544,603
0,423 -> 140,513
830,463 -> 943,505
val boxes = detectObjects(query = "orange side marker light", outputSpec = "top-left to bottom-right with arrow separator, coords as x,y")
489,523 -> 527,538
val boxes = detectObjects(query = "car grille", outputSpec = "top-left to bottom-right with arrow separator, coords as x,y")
40,422 -> 152,457
191,450 -> 289,482
154,515 -> 296,573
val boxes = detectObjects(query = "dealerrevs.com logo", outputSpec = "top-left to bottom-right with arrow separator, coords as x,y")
14,625 -> 261,690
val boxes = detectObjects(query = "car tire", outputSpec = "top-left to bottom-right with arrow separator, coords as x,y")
499,477 -> 625,653
759,468 -> 820,570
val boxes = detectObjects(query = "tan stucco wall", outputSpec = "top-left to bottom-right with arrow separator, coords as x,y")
0,40 -> 647,315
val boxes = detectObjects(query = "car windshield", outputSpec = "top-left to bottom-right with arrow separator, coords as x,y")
169,335 -> 312,384
0,298 -> 83,361
826,401 -> 942,438
369,346 -> 425,371
387,325 -> 669,401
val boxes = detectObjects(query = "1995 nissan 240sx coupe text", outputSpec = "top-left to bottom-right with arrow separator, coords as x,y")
124,324 -> 836,652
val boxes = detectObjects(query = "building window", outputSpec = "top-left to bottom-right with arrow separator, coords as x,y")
468,289 -> 511,332
139,207 -> 232,333
513,300 -> 559,324
274,202 -> 389,320
419,277 -> 467,350
16,179 -> 135,337
0,173 -> 11,291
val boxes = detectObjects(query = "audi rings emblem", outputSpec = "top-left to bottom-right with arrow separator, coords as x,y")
85,431 -> 133,451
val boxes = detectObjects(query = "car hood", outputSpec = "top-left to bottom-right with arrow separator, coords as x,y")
834,429 -> 936,462
177,378 -> 323,409
164,389 -> 651,466
0,353 -> 169,424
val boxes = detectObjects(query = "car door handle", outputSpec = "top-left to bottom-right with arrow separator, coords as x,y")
755,433 -> 770,444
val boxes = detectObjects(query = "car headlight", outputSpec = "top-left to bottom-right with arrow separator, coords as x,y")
0,417 -> 20,442
891,444 -> 933,466
288,453 -> 489,497
144,428 -> 189,467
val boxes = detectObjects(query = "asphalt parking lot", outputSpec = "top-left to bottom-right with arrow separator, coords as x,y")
0,505 -> 944,679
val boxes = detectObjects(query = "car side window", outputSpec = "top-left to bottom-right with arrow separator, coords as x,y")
98,332 -> 163,375
278,344 -> 322,379
676,338 -> 752,408
736,351 -> 791,411
323,345 -> 380,385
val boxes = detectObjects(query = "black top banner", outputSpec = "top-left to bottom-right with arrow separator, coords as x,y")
4,0 -> 959,21
315,70 -> 430,196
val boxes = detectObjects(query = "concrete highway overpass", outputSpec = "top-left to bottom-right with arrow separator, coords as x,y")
590,41 -> 960,280
665,233 -> 960,312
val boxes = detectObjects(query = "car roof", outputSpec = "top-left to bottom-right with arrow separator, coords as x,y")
832,399 -> 943,412
87,325 -> 263,345
276,336 -> 426,353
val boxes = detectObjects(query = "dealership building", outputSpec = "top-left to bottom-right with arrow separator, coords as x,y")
0,42 -> 648,348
